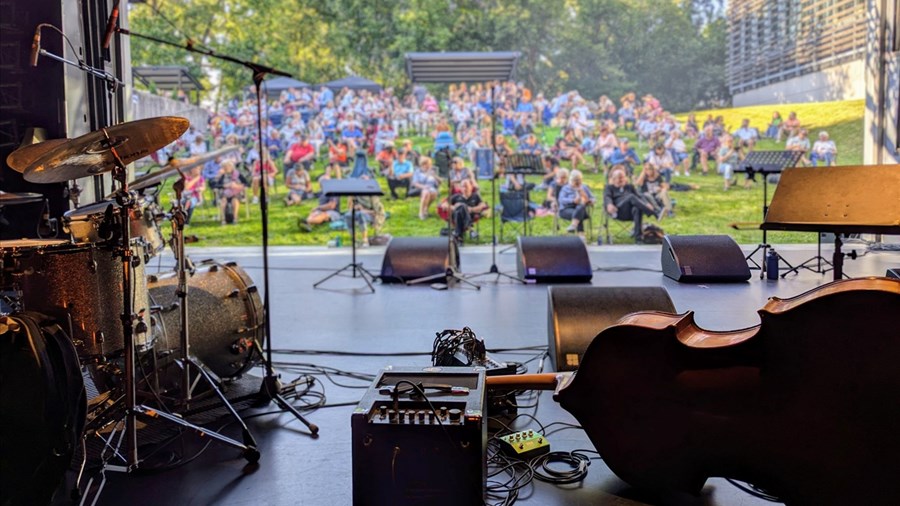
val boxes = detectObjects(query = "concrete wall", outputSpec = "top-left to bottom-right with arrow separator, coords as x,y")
733,59 -> 865,107
130,90 -> 209,134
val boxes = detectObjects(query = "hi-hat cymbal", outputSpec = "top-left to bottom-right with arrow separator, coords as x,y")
0,190 -> 44,206
129,145 -> 240,192
22,117 -> 190,184
6,139 -> 70,173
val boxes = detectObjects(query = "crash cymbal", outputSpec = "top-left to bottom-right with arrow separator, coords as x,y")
6,139 -> 70,173
129,145 -> 240,192
22,117 -> 190,184
0,191 -> 44,206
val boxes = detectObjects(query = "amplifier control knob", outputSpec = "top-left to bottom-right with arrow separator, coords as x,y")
378,405 -> 387,418
439,406 -> 448,418
417,410 -> 426,422
448,408 -> 462,422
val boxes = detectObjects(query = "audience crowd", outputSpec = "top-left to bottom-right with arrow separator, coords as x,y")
156,81 -> 837,244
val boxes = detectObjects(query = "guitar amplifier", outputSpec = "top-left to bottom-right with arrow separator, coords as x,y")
351,367 -> 487,506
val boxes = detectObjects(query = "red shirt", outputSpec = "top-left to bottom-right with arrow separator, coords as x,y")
288,142 -> 314,162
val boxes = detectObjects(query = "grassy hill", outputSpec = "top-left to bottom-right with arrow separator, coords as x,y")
172,99 -> 864,247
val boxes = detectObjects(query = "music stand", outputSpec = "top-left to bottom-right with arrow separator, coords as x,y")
313,178 -> 384,292
735,150 -> 803,279
762,165 -> 900,280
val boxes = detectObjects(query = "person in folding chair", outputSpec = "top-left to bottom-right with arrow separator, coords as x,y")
557,170 -> 595,240
603,166 -> 657,243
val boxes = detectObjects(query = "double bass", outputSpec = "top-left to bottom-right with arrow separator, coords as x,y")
488,278 -> 900,505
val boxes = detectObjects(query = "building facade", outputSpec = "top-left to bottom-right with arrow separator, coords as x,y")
727,0 -> 867,106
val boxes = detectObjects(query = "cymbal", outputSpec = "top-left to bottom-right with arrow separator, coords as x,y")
6,139 -> 70,173
22,117 -> 190,184
0,190 -> 44,206
129,145 -> 239,192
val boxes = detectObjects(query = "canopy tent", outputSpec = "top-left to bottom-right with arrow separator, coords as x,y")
133,66 -> 204,104
258,76 -> 313,93
319,75 -> 383,93
405,52 -> 521,83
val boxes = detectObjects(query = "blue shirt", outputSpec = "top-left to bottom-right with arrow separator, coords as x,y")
609,147 -> 639,165
558,184 -> 594,208
392,160 -> 413,176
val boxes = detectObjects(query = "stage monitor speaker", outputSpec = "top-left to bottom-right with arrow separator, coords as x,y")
517,236 -> 592,284
547,286 -> 675,371
379,237 -> 457,283
661,235 -> 751,283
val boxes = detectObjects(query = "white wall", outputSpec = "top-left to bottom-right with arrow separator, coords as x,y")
732,59 -> 865,107
864,0 -> 900,165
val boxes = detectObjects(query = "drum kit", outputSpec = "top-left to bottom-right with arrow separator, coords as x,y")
1,117 -> 262,504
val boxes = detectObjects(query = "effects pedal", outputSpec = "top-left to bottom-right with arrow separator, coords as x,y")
498,429 -> 550,460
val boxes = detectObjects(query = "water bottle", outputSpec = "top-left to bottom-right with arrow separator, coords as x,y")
766,249 -> 779,280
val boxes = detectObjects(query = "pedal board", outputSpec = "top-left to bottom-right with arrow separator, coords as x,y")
498,429 -> 550,460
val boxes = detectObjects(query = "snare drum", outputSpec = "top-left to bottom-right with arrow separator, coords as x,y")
2,239 -> 155,357
64,196 -> 166,257
149,259 -> 264,379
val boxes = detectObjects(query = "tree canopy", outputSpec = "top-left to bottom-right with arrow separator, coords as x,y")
129,0 -> 727,111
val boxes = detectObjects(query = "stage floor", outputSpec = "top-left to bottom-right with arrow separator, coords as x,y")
67,241 -> 897,506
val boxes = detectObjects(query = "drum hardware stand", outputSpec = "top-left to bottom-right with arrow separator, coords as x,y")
111,24 -> 320,435
738,165 -> 797,280
781,232 -> 835,277
90,133 -> 260,479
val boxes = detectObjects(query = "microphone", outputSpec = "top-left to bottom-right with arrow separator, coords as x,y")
30,26 -> 41,67
102,0 -> 120,50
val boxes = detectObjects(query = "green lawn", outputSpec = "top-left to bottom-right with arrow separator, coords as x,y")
172,99 -> 863,247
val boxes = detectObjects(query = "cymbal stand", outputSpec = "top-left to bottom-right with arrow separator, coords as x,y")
110,23 -> 319,436
96,132 -> 259,477
168,175 -> 259,453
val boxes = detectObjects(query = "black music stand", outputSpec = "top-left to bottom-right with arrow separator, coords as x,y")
313,178 -> 384,292
735,150 -> 803,279
762,165 -> 900,281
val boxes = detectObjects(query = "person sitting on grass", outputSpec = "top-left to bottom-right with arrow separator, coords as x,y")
250,156 -> 277,204
346,190 -> 385,248
545,167 -> 569,212
716,134 -> 744,191
664,130 -> 690,175
765,111 -> 783,140
786,128 -> 811,165
555,129 -> 586,170
733,118 -> 759,152
181,166 -> 205,225
647,143 -> 676,182
386,149 -> 415,199
300,184 -> 341,232
810,131 -> 838,167
375,143 -> 397,176
778,111 -> 801,142
283,133 -> 315,175
412,156 -> 440,220
635,162 -> 672,219
607,138 -> 640,178
284,165 -> 313,206
519,133 -> 543,156
557,169 -> 595,240
603,166 -> 657,243
693,125 -> 720,176
215,160 -> 247,225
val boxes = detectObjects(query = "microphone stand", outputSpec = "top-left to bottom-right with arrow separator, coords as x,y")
114,27 -> 318,436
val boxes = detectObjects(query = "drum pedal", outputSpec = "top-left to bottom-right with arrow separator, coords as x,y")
498,429 -> 550,460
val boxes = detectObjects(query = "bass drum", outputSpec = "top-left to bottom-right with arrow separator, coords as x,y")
0,312 -> 86,506
149,260 -> 264,379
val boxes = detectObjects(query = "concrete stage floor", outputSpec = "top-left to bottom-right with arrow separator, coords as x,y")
72,240 -> 897,506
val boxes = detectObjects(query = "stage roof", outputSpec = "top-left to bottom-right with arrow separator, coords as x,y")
405,51 -> 521,83
133,66 -> 204,92
319,75 -> 383,92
